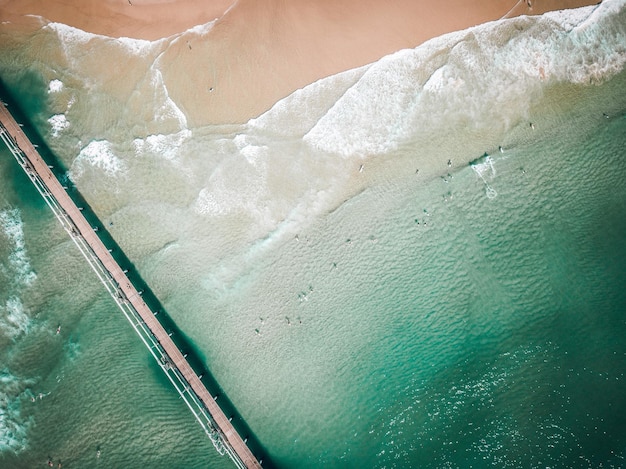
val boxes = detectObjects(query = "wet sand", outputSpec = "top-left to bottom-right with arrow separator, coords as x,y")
0,0 -> 601,123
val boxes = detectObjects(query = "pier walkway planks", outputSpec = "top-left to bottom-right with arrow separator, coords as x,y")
0,100 -> 262,469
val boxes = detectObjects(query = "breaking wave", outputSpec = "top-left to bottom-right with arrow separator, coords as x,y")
0,370 -> 33,454
0,209 -> 37,455
292,1 -> 626,157
0,209 -> 37,289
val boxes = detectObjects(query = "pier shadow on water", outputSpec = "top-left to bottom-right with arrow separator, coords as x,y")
0,76 -> 273,468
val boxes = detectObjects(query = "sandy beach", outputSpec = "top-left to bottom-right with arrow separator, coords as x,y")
0,0 -> 601,123
1,0 -> 625,466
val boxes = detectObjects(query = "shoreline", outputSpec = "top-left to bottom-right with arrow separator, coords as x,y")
0,0 -> 602,124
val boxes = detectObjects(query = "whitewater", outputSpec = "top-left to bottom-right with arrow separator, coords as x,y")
1,1 -> 626,467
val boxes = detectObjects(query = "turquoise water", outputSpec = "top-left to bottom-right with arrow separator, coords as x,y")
0,146 -> 232,468
1,1 -> 626,468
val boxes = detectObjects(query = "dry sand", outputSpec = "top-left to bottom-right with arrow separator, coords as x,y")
0,0 -> 235,40
0,0 -> 601,124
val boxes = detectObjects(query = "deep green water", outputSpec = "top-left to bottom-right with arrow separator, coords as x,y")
1,2 -> 626,468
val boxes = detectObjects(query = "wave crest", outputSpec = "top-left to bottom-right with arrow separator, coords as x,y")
0,209 -> 37,288
0,370 -> 33,454
295,0 -> 625,157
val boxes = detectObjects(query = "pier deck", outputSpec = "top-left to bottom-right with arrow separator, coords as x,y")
0,100 -> 262,469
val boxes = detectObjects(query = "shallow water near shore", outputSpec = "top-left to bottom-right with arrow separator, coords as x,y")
1,1 -> 626,468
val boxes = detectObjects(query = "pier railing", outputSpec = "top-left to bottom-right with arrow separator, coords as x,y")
0,100 -> 262,469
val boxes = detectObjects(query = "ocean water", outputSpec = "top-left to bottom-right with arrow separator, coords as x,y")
1,1 -> 626,468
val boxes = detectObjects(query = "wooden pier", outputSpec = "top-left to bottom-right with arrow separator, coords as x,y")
0,99 -> 262,469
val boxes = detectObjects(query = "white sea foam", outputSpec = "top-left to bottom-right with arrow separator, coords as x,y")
41,21 -> 162,126
298,0 -> 625,157
0,209 -> 37,288
168,20 -> 218,49
233,133 -> 268,166
45,22 -> 90,46
543,3 -> 596,29
70,140 -> 125,179
191,130 -> 338,243
187,21 -> 218,36
46,21 -> 156,56
471,155 -> 496,180
133,129 -> 191,161
471,154 -> 498,199
248,66 -> 367,138
150,69 -> 188,130
193,132 -> 270,218
117,35 -> 156,55
0,370 -> 32,454
495,2 -> 626,85
0,297 -> 31,339
298,33 -> 464,157
194,160 -> 267,219
44,23 -> 92,76
47,79 -> 63,94
47,114 -> 70,137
